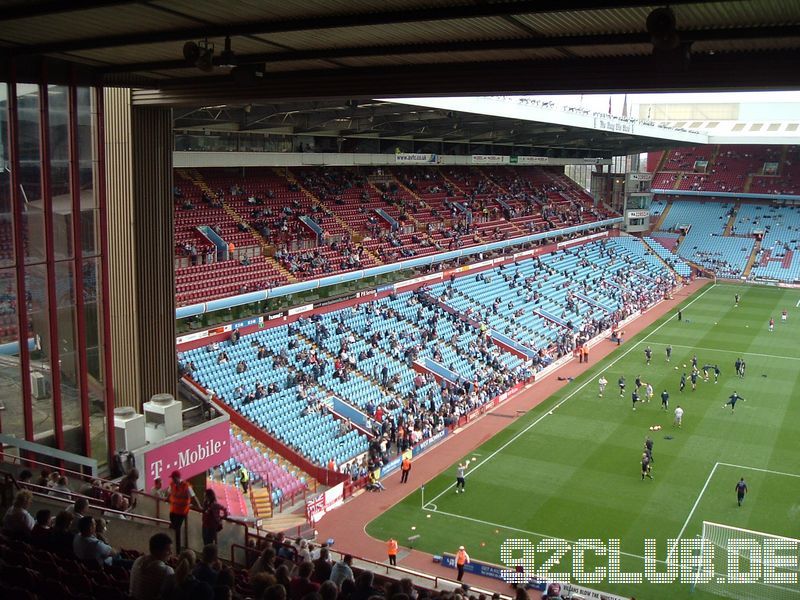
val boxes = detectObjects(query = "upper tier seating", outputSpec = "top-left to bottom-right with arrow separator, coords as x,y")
173,166 -> 615,306
654,144 -> 797,195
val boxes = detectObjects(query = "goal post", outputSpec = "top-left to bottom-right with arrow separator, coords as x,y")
692,521 -> 800,599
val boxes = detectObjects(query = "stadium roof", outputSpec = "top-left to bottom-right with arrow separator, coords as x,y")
173,98 -> 697,156
2,1 -> 800,106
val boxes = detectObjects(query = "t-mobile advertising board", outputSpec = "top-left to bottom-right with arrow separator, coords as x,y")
141,418 -> 231,490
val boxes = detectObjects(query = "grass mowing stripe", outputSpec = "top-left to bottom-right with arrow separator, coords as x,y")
422,283 -> 717,510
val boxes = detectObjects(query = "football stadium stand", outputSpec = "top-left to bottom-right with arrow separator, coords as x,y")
734,203 -> 800,282
656,200 -> 755,278
181,237 -> 677,471
173,166 -> 612,306
653,145 -> 799,195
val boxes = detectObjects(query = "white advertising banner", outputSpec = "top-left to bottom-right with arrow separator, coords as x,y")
288,303 -> 314,316
395,153 -> 439,164
471,154 -> 507,165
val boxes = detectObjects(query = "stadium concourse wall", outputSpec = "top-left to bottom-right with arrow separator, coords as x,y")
173,151 -> 612,169
175,217 -> 624,320
176,224 -> 622,353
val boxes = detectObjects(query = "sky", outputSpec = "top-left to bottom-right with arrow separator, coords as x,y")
508,91 -> 800,120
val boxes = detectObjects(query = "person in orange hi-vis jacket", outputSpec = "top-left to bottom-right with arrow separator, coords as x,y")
387,537 -> 398,566
456,545 -> 470,581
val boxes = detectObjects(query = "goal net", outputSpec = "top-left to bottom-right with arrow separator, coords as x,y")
692,521 -> 800,599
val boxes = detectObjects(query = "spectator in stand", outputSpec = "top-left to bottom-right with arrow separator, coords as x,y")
194,543 -> 222,586
35,469 -> 50,488
94,517 -> 113,544
319,580 -> 338,600
202,488 -> 229,545
330,554 -> 355,588
130,532 -> 176,600
151,477 -> 169,499
68,497 -> 90,533
105,491 -> 131,519
249,546 -> 277,578
49,510 -> 75,557
49,475 -> 72,499
277,539 -> 297,562
2,489 -> 35,538
172,549 -> 214,600
119,468 -> 140,496
352,570 -> 381,600
210,568 -> 233,600
17,469 -> 33,488
289,561 -> 320,600
312,547 -> 332,582
275,564 -> 293,591
73,515 -> 127,568
30,509 -> 52,545
296,538 -> 312,562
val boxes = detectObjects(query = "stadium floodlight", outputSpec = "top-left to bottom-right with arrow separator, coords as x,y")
182,39 -> 215,72
693,521 -> 800,599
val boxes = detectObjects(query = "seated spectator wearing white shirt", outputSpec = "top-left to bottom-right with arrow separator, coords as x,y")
49,475 -> 73,500
73,515 -> 116,567
130,532 -> 175,600
2,489 -> 35,538
329,554 -> 355,589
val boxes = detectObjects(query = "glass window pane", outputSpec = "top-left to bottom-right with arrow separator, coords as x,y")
26,263 -> 55,444
0,84 -> 13,268
48,85 -> 73,261
0,268 -> 24,438
54,260 -> 83,454
77,87 -> 99,257
84,257 -> 106,463
16,84 -> 46,265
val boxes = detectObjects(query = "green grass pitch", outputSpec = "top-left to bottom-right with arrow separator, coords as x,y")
366,283 -> 800,599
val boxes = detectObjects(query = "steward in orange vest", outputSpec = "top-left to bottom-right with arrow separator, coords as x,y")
400,457 -> 412,484
387,538 -> 398,566
168,470 -> 198,552
456,546 -> 470,581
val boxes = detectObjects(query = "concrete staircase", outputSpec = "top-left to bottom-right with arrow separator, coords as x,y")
652,201 -> 673,231
474,167 -> 526,235
185,170 -> 298,282
277,168 -> 383,265
723,203 -> 741,236
742,239 -> 762,278
640,236 -> 682,278
294,329 -> 402,408
250,487 -> 273,520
